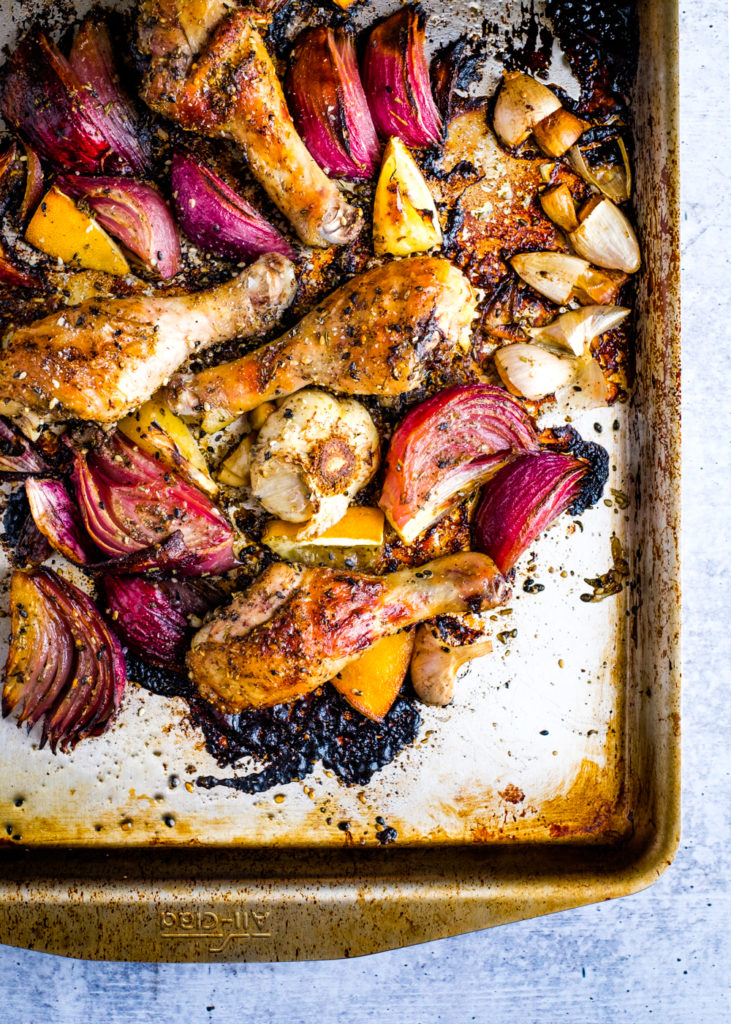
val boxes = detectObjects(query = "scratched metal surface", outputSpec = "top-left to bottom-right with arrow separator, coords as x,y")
0,0 -> 636,851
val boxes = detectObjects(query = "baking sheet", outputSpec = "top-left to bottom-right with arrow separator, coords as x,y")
0,0 -> 680,962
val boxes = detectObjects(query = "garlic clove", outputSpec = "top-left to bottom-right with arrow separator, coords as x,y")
548,355 -> 608,421
510,251 -> 590,305
569,196 -> 641,273
568,139 -> 631,203
217,434 -> 254,488
494,342 -> 576,401
540,182 -> 579,233
532,107 -> 587,158
526,304 -> 631,357
249,401 -> 277,432
493,71 -> 561,148
574,266 -> 628,304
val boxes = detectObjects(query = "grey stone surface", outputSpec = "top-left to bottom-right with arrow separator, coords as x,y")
1,2 -> 729,1020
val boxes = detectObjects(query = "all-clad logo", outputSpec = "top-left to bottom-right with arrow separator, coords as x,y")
159,909 -> 272,953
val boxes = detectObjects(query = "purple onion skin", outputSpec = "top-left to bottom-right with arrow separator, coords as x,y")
286,27 -> 380,181
361,6 -> 443,149
25,476 -> 99,565
57,174 -> 181,279
473,451 -> 587,575
380,384 -> 539,540
2,568 -> 126,752
103,575 -> 219,669
19,142 -> 44,223
0,418 -> 48,476
68,13 -> 151,176
15,514 -> 52,567
71,432 -> 237,577
171,151 -> 295,261
0,30 -> 140,175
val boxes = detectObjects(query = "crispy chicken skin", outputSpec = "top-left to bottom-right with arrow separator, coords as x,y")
168,256 -> 478,430
136,1 -> 362,247
188,552 -> 509,712
0,253 -> 296,426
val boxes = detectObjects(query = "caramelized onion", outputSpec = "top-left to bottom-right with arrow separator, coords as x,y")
58,174 -> 181,279
473,450 -> 588,574
0,251 -> 41,289
70,432 -> 237,576
19,143 -> 44,223
0,29 -> 147,175
171,151 -> 294,261
379,384 -> 539,543
103,575 -> 220,669
68,12 -> 151,176
25,477 -> 98,565
0,418 -> 48,476
361,6 -> 443,149
2,567 -> 126,752
287,27 -> 379,180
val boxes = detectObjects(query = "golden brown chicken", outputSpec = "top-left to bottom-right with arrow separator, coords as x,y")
0,253 -> 296,426
136,0 -> 362,247
410,624 -> 494,706
167,256 -> 478,431
188,551 -> 509,712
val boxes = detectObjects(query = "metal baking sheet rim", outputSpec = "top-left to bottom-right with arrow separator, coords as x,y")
0,0 -> 680,960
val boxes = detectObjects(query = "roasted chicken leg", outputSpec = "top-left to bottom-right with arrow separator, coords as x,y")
168,256 -> 478,431
136,1 -> 362,247
0,253 -> 296,426
188,551 -> 509,712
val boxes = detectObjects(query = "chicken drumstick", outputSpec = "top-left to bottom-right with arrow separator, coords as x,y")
0,253 -> 296,426
188,551 -> 509,712
168,256 -> 478,432
136,1 -> 362,247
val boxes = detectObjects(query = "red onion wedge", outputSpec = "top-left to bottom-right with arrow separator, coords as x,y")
0,418 -> 48,476
25,477 -> 99,565
0,28 -> 147,175
0,249 -> 41,289
2,567 -> 126,752
171,151 -> 294,261
361,5 -> 443,149
19,143 -> 44,223
15,514 -> 52,567
286,27 -> 380,180
86,532 -> 195,576
68,12 -> 151,176
379,384 -> 539,543
103,575 -> 220,670
58,175 -> 181,279
70,431 -> 237,576
473,450 -> 588,575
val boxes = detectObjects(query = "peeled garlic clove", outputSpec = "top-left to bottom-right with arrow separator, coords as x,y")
547,355 -> 608,422
568,140 -> 631,203
217,434 -> 254,488
575,266 -> 628,305
532,107 -> 587,158
526,304 -> 631,357
493,71 -> 561,148
495,342 -> 576,401
540,182 -> 579,232
510,251 -> 591,305
569,197 -> 641,273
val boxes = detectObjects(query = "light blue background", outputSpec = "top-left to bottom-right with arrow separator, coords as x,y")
1,2 -> 729,1019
